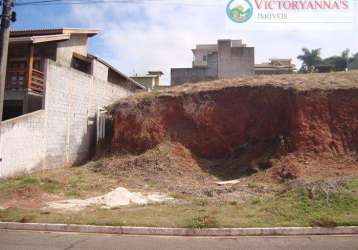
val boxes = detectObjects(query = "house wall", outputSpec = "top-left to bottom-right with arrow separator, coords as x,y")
0,59 -> 133,178
171,53 -> 218,86
44,60 -> 132,168
56,34 -> 88,67
207,53 -> 219,77
255,68 -> 294,75
131,77 -> 155,90
92,59 -> 109,81
154,77 -> 160,87
0,110 -> 47,178
171,40 -> 254,86
193,50 -> 209,67
192,45 -> 218,68
218,40 -> 255,79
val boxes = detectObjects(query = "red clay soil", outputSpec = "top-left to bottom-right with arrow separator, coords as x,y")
110,72 -> 358,179
0,188 -> 61,209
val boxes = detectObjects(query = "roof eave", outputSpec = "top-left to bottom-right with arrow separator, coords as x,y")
10,28 -> 99,38
9,34 -> 71,44
62,28 -> 99,37
87,53 -> 146,90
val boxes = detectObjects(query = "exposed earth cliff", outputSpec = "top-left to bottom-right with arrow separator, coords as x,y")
106,72 -> 358,183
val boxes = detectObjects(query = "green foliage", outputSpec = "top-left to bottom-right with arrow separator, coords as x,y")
0,176 -> 39,191
197,197 -> 209,206
63,170 -> 101,198
0,167 -> 120,199
346,179 -> 358,190
298,48 -> 355,73
0,175 -> 61,196
310,217 -> 337,227
40,178 -> 61,193
229,201 -> 238,206
322,49 -> 354,71
251,198 -> 261,205
297,48 -> 322,73
188,214 -> 217,229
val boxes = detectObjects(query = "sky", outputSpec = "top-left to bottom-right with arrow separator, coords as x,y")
12,0 -> 358,85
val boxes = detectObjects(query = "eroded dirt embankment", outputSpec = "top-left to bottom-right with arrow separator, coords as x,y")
109,72 -> 358,180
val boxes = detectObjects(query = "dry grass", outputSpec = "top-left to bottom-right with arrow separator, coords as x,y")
0,177 -> 357,228
0,166 -> 121,209
0,159 -> 357,228
111,71 -> 358,107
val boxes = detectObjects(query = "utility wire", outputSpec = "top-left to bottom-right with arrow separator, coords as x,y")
15,0 -> 222,6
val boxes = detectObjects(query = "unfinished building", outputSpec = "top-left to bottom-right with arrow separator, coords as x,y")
131,71 -> 165,91
171,39 -> 255,86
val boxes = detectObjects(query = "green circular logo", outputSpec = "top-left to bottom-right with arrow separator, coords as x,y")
227,0 -> 254,23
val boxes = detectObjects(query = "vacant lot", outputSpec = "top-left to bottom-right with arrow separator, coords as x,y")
1,72 -> 358,228
0,164 -> 357,228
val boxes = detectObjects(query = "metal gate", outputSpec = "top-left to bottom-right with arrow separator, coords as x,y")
96,107 -> 108,144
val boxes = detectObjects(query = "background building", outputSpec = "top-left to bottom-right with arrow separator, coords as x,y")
131,71 -> 166,91
171,39 -> 255,86
349,54 -> 358,70
255,59 -> 296,75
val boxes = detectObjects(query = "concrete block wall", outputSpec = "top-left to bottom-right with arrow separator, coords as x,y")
171,67 -> 217,86
0,59 -> 133,178
193,50 -> 209,67
131,77 -> 155,90
0,110 -> 47,178
171,39 -> 254,85
172,53 -> 218,86
92,59 -> 109,82
56,34 -> 88,67
206,53 -> 219,77
44,60 -> 132,168
218,40 -> 255,79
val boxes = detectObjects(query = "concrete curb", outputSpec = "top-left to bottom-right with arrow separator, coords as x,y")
0,222 -> 358,236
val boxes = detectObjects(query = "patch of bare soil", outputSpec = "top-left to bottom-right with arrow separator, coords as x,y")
268,153 -> 358,181
90,142 -> 214,195
89,142 -> 280,202
1,188 -> 62,209
90,139 -> 358,203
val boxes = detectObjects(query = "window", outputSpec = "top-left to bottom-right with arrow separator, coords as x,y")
33,59 -> 43,71
7,60 -> 26,88
203,55 -> 207,61
3,100 -> 23,120
71,54 -> 92,74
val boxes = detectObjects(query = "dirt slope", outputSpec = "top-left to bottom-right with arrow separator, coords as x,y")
108,72 -> 358,181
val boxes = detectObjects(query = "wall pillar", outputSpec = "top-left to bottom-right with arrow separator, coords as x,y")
26,44 -> 34,89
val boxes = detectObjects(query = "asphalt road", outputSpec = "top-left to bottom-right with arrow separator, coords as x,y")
0,230 -> 358,250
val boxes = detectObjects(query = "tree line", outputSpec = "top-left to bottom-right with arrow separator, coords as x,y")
297,48 -> 356,73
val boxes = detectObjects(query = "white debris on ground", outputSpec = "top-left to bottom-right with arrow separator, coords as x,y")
215,179 -> 240,186
46,187 -> 174,212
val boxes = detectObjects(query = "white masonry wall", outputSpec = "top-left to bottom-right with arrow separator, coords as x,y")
0,110 -> 47,178
44,60 -> 132,168
0,59 -> 133,178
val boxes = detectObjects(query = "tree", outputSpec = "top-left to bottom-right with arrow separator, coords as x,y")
297,48 -> 322,73
322,49 -> 354,71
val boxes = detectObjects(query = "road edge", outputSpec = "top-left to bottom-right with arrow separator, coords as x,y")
0,222 -> 358,236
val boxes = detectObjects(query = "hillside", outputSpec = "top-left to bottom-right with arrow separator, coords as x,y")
98,72 -> 358,194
